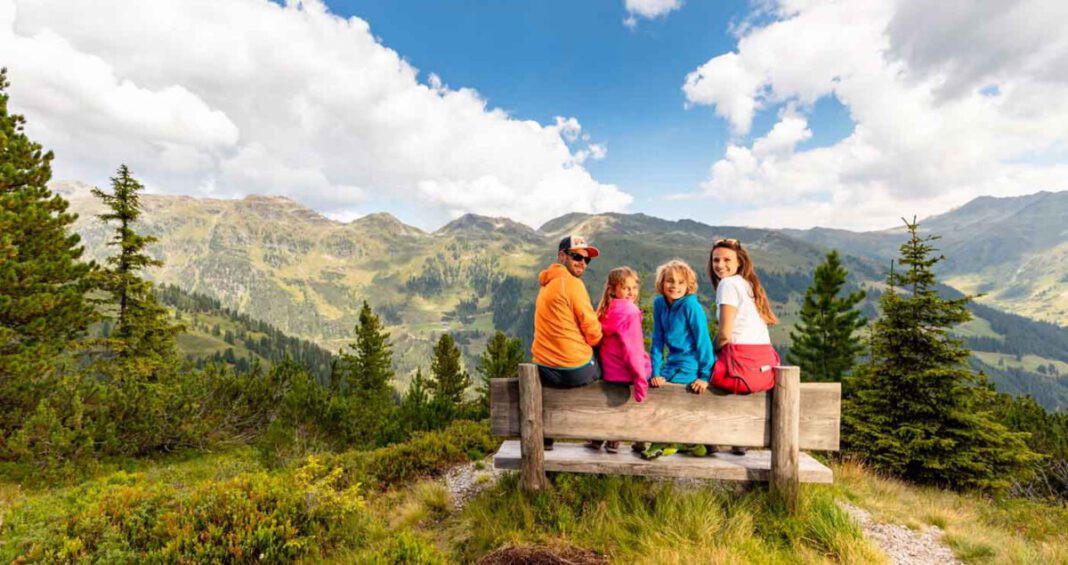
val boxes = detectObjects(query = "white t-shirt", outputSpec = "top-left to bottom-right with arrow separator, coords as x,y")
716,275 -> 772,345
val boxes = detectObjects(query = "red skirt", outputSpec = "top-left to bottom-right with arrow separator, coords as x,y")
711,343 -> 780,394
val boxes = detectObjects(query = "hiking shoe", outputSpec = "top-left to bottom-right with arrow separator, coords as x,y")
730,446 -> 748,456
585,440 -> 605,451
543,438 -> 554,451
686,444 -> 708,457
631,441 -> 647,453
605,441 -> 620,454
641,443 -> 679,460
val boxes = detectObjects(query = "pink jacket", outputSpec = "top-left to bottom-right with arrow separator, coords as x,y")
598,298 -> 651,402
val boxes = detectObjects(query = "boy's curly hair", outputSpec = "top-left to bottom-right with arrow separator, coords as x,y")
654,260 -> 699,296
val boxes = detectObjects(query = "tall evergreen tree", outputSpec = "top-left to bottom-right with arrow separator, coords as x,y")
429,333 -> 471,422
91,165 -> 179,361
788,250 -> 867,382
843,219 -> 1037,490
475,331 -> 524,417
399,367 -> 434,434
334,301 -> 396,446
0,68 -> 96,434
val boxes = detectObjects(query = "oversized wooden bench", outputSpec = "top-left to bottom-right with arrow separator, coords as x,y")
490,363 -> 840,510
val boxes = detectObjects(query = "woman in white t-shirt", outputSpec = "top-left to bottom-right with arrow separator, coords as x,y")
706,238 -> 780,398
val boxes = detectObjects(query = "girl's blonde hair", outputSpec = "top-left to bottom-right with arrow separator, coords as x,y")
707,239 -> 778,325
654,260 -> 699,297
596,266 -> 639,319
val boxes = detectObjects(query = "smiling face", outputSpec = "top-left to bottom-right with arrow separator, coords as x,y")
613,276 -> 640,304
661,271 -> 687,303
712,247 -> 739,279
558,248 -> 590,277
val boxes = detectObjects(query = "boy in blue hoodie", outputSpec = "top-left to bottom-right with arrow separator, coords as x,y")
642,260 -> 715,459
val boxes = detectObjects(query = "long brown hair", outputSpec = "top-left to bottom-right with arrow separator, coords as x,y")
596,266 -> 639,319
707,239 -> 778,325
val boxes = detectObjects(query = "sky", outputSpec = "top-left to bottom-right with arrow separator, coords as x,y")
3,0 -> 1067,231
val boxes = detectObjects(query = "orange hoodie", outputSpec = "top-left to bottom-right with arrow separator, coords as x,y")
531,263 -> 603,368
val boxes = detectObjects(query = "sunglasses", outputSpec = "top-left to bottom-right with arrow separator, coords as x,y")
564,251 -> 592,264
714,238 -> 741,246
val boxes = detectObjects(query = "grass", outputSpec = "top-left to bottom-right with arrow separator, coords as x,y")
833,459 -> 1068,564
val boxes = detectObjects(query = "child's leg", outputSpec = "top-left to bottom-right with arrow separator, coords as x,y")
585,440 -> 605,450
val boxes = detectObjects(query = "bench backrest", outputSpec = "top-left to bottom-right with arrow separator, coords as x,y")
490,376 -> 840,450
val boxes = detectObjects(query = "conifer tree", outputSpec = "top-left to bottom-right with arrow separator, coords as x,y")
399,367 -> 434,434
91,165 -> 179,361
843,219 -> 1037,490
788,250 -> 867,382
475,331 -> 524,417
334,301 -> 396,446
0,68 -> 96,433
429,333 -> 471,422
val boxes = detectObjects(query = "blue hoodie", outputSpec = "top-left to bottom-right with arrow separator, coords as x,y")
650,294 -> 715,385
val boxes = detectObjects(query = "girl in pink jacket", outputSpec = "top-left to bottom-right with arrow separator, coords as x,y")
586,267 -> 652,454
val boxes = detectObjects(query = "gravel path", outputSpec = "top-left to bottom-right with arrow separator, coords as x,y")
440,457 -> 507,509
841,502 -> 962,565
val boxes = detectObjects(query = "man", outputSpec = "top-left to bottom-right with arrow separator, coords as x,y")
532,234 -> 604,390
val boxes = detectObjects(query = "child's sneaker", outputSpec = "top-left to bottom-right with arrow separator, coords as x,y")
685,444 -> 708,457
730,446 -> 748,455
641,443 -> 679,460
543,438 -> 554,451
605,441 -> 620,454
631,441 -> 647,453
585,440 -> 605,451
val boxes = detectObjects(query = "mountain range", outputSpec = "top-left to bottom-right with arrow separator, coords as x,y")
54,181 -> 1068,408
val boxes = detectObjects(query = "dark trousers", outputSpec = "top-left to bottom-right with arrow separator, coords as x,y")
537,359 -> 601,389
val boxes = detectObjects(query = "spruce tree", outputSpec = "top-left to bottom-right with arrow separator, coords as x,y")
334,301 -> 396,446
399,368 -> 434,434
0,68 -> 96,434
843,219 -> 1037,490
429,333 -> 471,423
91,165 -> 179,362
788,250 -> 867,382
475,331 -> 524,417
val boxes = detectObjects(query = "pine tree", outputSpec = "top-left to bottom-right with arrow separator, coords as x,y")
475,331 -> 524,418
429,333 -> 471,423
91,165 -> 179,362
0,68 -> 96,434
334,301 -> 396,446
399,368 -> 434,434
788,250 -> 867,382
843,219 -> 1038,490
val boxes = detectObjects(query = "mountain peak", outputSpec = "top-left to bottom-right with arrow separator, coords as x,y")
351,212 -> 425,237
435,213 -> 542,243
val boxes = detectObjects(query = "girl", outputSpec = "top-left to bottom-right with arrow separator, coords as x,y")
642,260 -> 715,459
586,267 -> 651,454
707,238 -> 780,399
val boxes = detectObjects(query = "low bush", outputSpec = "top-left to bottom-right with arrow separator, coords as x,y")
1,456 -> 367,564
328,419 -> 499,488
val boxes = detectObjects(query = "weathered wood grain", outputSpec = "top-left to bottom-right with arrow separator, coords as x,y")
771,366 -> 801,511
518,364 -> 547,491
490,376 -> 840,450
493,440 -> 833,483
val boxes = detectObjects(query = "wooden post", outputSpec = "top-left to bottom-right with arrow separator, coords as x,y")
770,366 -> 800,512
518,363 -> 548,491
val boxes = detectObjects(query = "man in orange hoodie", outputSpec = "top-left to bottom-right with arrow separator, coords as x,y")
532,234 -> 604,391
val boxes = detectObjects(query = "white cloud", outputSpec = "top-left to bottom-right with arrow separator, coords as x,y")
682,0 -> 1068,230
623,0 -> 683,29
1,0 -> 630,228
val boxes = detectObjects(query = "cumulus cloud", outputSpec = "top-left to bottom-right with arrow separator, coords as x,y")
623,0 -> 683,29
1,0 -> 629,227
681,0 -> 1068,230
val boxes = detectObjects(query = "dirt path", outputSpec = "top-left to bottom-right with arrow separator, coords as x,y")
840,502 -> 962,565
440,457 -> 506,510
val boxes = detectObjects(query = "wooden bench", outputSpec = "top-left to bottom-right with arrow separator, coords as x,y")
490,363 -> 841,510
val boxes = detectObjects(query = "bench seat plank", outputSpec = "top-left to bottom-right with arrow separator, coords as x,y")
493,440 -> 833,484
490,379 -> 840,450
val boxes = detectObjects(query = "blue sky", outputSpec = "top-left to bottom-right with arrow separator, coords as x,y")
328,0 -> 854,224
6,0 -> 1067,230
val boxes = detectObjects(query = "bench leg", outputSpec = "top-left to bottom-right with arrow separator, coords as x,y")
519,363 -> 548,491
771,366 -> 800,512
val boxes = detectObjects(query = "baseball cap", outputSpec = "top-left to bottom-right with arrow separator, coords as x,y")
558,234 -> 600,258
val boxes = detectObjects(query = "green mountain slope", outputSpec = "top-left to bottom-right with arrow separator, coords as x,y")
59,181 -> 1068,408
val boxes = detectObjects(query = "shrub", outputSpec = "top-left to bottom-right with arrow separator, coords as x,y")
2,457 -> 367,563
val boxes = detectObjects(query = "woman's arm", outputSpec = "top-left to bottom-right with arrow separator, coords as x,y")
716,303 -> 737,350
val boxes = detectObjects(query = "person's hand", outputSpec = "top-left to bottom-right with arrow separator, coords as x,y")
650,376 -> 666,388
690,380 -> 708,394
